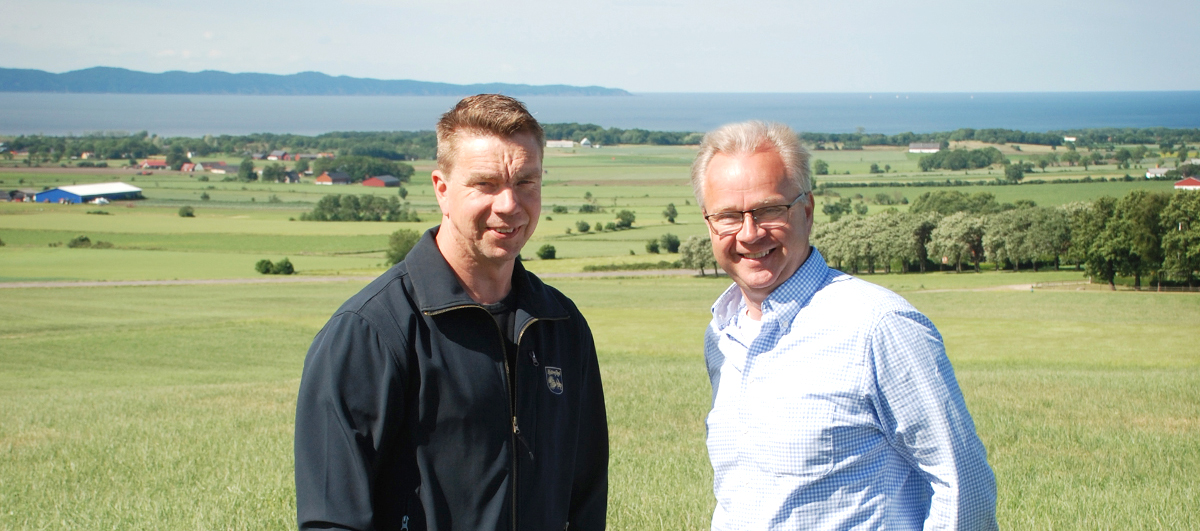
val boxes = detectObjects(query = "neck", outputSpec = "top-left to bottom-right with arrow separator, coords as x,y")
744,298 -> 764,320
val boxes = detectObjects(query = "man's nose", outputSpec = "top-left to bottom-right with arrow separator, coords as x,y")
736,212 -> 765,241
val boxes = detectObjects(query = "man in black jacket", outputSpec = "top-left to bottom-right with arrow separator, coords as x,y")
295,94 -> 608,530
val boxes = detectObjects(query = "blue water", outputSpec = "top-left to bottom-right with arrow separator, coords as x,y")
1,92 -> 1198,137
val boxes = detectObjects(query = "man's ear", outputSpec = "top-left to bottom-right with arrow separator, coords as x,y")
432,170 -> 449,211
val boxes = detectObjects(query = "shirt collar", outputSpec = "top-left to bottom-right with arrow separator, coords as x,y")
711,246 -> 831,334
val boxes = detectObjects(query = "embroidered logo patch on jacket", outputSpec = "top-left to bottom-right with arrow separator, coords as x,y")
545,367 -> 564,395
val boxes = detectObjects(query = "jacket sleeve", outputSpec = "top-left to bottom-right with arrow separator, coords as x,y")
869,310 -> 998,531
295,311 -> 407,531
567,317 -> 608,530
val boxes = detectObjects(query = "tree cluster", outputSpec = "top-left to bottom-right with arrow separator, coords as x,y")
300,194 -> 419,222
810,190 -> 1200,287
311,155 -> 414,183
918,147 -> 1006,172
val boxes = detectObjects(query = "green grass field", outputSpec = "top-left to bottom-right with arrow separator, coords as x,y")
2,145 -> 1198,529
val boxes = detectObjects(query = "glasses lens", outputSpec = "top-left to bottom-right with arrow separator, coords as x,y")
754,206 -> 789,224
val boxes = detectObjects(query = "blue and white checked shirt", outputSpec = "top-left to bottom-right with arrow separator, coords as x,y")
704,247 -> 997,530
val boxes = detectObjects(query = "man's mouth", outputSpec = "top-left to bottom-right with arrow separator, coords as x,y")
742,249 -> 772,259
493,227 -> 516,234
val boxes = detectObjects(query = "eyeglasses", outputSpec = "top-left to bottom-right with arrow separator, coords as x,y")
703,192 -> 808,236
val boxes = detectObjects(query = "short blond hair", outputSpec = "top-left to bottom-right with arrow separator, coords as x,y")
436,94 -> 545,173
690,121 -> 810,206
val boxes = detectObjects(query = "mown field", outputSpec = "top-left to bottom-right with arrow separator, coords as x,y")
2,145 -> 1197,529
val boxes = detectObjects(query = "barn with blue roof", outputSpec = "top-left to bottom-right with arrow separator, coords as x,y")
35,182 -> 144,204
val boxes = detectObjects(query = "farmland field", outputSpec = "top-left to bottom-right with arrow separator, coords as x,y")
2,145 -> 1197,529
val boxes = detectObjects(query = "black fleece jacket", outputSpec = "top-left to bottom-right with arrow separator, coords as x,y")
295,228 -> 608,530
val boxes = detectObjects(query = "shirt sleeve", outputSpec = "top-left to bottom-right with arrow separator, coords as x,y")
868,310 -> 998,531
295,311 -> 407,531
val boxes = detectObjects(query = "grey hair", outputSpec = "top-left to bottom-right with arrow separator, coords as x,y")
690,121 -> 811,207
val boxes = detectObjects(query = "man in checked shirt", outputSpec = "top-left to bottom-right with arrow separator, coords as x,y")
692,121 -> 997,530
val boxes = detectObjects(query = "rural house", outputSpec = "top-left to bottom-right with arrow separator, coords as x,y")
908,142 -> 941,153
140,158 -> 169,169
267,150 -> 288,161
1147,167 -> 1172,178
207,162 -> 233,174
1175,177 -> 1200,190
282,171 -> 302,183
180,163 -> 196,172
362,175 -> 401,187
315,171 -> 352,185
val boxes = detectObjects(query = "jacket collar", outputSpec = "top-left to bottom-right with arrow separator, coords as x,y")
406,226 -> 569,322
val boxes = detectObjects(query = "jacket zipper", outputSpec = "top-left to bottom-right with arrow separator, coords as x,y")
426,304 -> 548,530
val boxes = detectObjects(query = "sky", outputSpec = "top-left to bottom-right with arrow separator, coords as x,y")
3,0 -> 1198,93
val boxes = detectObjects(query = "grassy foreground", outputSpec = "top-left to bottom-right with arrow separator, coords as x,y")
1,272 -> 1198,529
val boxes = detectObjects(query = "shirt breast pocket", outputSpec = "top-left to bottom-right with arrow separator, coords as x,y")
749,394 -> 835,480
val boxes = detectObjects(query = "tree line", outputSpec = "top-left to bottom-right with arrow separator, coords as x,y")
7,127 -> 1199,165
810,189 -> 1200,288
300,194 -> 420,222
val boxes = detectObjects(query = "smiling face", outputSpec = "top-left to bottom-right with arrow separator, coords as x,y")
432,132 -> 542,277
702,148 -> 814,309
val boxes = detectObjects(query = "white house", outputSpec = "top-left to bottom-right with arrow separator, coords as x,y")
1063,136 -> 1077,143
908,142 -> 940,153
1147,167 -> 1172,179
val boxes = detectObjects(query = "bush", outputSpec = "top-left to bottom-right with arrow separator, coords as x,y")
659,233 -> 681,253
197,175 -> 209,182
271,258 -> 295,275
86,210 -> 110,215
92,241 -> 113,249
575,220 -> 591,233
200,192 -> 210,201
579,204 -> 602,214
67,235 -> 92,248
385,229 -> 421,265
615,210 -> 636,229
255,259 -> 274,274
178,206 -> 195,217
605,222 -> 617,231
536,244 -> 556,260
645,239 -> 660,253
552,205 -> 569,214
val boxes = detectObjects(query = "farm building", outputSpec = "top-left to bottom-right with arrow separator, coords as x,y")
1175,177 -> 1200,190
207,162 -> 232,174
1147,167 -> 1172,178
362,175 -> 401,187
140,158 -> 169,169
908,143 -> 941,153
546,140 -> 574,148
282,171 -> 302,183
267,150 -> 288,161
180,163 -> 196,172
315,171 -> 352,185
34,182 -> 143,204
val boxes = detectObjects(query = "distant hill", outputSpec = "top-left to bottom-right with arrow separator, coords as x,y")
0,67 -> 632,97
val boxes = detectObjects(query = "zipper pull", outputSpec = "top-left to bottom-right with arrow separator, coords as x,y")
529,350 -> 539,367
512,416 -> 520,435
401,515 -> 409,531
